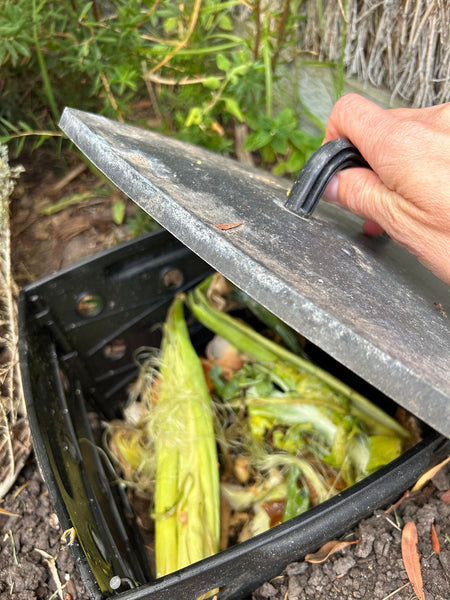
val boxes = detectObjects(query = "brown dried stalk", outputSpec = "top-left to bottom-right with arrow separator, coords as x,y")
297,0 -> 450,107
0,145 -> 31,499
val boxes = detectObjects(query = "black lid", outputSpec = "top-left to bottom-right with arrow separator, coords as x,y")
59,108 -> 450,438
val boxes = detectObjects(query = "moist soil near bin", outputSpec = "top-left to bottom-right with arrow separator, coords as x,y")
1,150 -> 450,600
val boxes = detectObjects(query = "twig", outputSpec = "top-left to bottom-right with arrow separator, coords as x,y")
253,0 -> 261,61
234,123 -> 254,166
411,0 -> 436,48
140,34 -> 179,46
51,163 -> 87,195
0,507 -> 20,517
383,514 -> 402,532
35,549 -> 65,600
100,73 -> 124,122
141,62 -> 163,125
143,72 -> 224,86
149,0 -> 203,74
146,0 -> 161,19
271,0 -> 292,71
12,480 -> 29,500
381,582 -> 411,600
337,0 -> 349,23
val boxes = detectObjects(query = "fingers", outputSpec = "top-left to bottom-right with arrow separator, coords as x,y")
324,95 -> 450,183
323,94 -> 384,148
321,94 -> 450,284
325,173 -> 385,234
323,168 -> 450,284
323,168 -> 403,236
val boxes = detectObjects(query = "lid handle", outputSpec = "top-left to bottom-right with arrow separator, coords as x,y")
285,138 -> 371,218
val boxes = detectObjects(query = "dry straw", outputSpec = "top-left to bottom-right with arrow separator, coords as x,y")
0,146 -> 30,499
299,0 -> 450,107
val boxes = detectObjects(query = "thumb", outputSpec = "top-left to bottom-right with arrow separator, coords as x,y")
323,167 -> 404,237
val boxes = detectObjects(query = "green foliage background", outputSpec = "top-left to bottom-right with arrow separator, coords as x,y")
0,0 -> 335,175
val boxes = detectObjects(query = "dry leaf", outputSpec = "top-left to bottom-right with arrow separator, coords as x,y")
401,521 -> 425,600
431,523 -> 440,554
385,490 -> 410,514
305,539 -> 359,564
411,456 -> 450,492
216,222 -> 243,230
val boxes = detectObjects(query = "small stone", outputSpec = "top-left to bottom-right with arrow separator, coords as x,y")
333,555 -> 356,577
373,533 -> 392,557
287,576 -> 302,599
308,566 -> 325,587
285,562 -> 308,576
432,466 -> 449,491
254,582 -> 278,599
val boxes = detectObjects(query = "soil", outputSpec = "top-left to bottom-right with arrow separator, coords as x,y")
253,473 -> 450,600
1,150 -> 450,600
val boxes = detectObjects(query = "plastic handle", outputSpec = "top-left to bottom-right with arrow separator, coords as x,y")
285,138 -> 371,218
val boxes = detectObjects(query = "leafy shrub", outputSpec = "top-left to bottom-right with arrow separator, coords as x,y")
0,0 -> 324,173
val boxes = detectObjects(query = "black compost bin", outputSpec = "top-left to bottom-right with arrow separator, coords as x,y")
18,109 -> 450,600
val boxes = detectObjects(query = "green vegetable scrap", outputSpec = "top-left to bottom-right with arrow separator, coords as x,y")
109,295 -> 220,578
109,274 -> 412,577
153,296 -> 220,577
187,275 -> 409,502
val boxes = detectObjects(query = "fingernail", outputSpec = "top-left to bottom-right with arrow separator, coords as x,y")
323,175 -> 339,205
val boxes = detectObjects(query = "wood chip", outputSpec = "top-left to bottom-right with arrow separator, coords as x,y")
401,520 -> 425,600
440,490 -> 450,504
215,222 -> 243,230
305,539 -> 359,564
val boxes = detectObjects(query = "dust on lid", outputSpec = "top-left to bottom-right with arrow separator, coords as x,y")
59,108 -> 450,438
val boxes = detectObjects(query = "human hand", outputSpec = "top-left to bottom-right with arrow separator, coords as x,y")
322,93 -> 450,285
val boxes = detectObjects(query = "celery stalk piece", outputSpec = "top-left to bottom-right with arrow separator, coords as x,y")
187,278 -> 409,440
282,465 -> 310,522
150,296 -> 220,577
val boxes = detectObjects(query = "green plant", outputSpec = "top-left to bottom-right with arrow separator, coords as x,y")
126,207 -> 160,238
244,107 -> 322,175
0,1 -> 153,152
171,0 -> 324,172
1,0 -> 332,174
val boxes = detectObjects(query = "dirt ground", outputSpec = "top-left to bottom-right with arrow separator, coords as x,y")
1,151 -> 449,600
